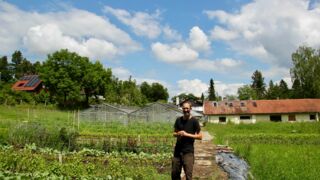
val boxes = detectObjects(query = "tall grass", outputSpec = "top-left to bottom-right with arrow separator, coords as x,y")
206,122 -> 320,180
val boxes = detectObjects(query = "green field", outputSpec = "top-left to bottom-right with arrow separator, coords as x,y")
206,122 -> 320,180
0,105 -> 174,178
0,105 -> 174,150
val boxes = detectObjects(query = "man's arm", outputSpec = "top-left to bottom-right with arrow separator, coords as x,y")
175,131 -> 203,140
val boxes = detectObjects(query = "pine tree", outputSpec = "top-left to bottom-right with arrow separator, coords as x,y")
251,70 -> 266,99
201,93 -> 204,102
208,78 -> 216,101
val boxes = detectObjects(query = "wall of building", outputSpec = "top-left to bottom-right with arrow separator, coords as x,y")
207,113 -> 319,124
208,115 -> 256,124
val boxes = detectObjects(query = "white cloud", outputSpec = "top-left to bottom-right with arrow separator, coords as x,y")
112,67 -> 132,80
151,42 -> 199,63
188,26 -> 211,52
135,78 -> 169,87
177,79 -> 208,97
176,79 -> 244,97
203,10 -> 230,22
215,81 -> 244,97
151,39 -> 243,72
163,25 -> 182,41
188,58 -> 243,72
205,0 -> 320,67
104,6 -> 162,39
23,24 -> 119,60
0,2 -> 141,60
210,26 -> 238,40
104,6 -> 183,41
263,66 -> 290,80
262,66 -> 293,87
112,66 -> 169,88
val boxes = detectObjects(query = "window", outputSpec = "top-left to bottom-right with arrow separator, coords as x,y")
213,102 -> 217,107
310,114 -> 316,120
229,103 -> 233,107
252,102 -> 257,107
219,117 -> 226,123
240,102 -> 245,107
18,83 -> 25,87
240,116 -> 251,120
288,115 -> 296,121
270,115 -> 282,122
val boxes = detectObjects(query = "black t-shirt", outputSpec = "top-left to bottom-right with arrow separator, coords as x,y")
173,116 -> 201,156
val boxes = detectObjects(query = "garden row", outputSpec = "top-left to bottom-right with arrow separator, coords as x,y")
0,144 -> 171,179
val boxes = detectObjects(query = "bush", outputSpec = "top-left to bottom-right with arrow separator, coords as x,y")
8,122 -> 59,148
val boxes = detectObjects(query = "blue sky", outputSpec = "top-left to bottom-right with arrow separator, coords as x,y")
1,0 -> 320,99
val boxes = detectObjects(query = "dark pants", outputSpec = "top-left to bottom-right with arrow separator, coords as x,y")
171,152 -> 194,180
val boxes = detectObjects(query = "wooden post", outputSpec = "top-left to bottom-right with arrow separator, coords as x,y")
73,110 -> 76,130
58,153 -> 62,164
77,109 -> 80,131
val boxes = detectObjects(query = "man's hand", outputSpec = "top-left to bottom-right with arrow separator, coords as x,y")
177,130 -> 186,136
173,130 -> 186,137
173,131 -> 202,140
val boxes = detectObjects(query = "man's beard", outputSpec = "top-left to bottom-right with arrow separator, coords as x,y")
183,111 -> 190,117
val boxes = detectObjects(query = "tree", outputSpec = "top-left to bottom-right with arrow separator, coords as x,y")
150,82 -> 169,102
237,85 -> 257,100
140,82 -> 152,101
291,79 -> 303,99
11,50 -> 23,66
208,78 -> 216,101
140,81 -> 169,103
40,49 -> 90,107
10,51 -> 36,79
0,56 -> 13,82
278,79 -> 289,99
265,80 -> 280,99
104,76 -> 120,103
11,50 -> 25,79
118,78 -> 147,106
201,93 -> 204,102
290,46 -> 320,98
224,94 -> 237,101
251,70 -> 266,99
171,93 -> 200,104
82,61 -> 112,105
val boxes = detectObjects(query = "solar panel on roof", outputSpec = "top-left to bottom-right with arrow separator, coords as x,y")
26,78 -> 39,87
25,76 -> 40,87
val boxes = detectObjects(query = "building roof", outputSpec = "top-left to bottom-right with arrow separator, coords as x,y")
203,99 -> 320,115
12,75 -> 42,91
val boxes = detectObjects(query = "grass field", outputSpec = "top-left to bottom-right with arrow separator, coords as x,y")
206,122 -> 320,180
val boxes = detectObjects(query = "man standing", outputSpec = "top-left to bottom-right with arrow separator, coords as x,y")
172,101 -> 202,180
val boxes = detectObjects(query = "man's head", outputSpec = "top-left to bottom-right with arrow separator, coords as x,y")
182,101 -> 192,118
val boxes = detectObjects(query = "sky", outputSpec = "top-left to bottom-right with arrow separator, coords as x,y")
1,0 -> 320,100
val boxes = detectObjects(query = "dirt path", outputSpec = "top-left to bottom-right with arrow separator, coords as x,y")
189,131 -> 228,179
